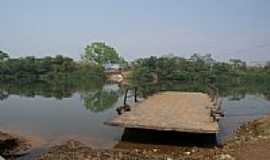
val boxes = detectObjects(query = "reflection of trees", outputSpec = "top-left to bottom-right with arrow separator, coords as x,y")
228,93 -> 246,101
135,82 -> 208,98
0,83 -> 75,100
263,91 -> 270,101
217,83 -> 270,101
220,87 -> 247,101
81,86 -> 120,113
0,90 -> 9,101
0,78 -> 104,101
133,81 -> 270,102
265,95 -> 270,101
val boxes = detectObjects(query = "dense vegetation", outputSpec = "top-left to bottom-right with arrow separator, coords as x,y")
1,43 -> 270,106
0,55 -> 105,85
1,45 -> 270,113
130,54 -> 270,99
0,42 -> 130,84
0,42 -> 125,112
131,54 -> 270,85
1,79 -> 270,114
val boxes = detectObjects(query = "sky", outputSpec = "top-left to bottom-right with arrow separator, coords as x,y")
1,0 -> 270,62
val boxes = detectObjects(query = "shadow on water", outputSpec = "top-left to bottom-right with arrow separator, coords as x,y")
115,128 -> 218,149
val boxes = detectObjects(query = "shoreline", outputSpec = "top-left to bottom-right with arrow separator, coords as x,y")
38,114 -> 270,160
1,115 -> 270,160
0,130 -> 31,159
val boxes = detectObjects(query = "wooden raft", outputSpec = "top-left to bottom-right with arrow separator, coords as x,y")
106,91 -> 219,134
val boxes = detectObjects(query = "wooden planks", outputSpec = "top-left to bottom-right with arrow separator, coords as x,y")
106,91 -> 219,134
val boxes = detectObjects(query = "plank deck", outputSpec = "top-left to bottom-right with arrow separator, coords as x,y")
106,91 -> 219,134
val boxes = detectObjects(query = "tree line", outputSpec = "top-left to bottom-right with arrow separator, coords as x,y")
0,42 -> 128,84
1,43 -> 270,109
1,42 -> 270,87
131,54 -> 270,86
0,51 -> 105,84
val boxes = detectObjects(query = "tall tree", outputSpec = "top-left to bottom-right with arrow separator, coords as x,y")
82,42 -> 125,65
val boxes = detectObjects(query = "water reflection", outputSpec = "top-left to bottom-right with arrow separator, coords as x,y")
81,84 -> 121,112
1,80 -> 270,103
134,81 -> 270,102
0,81 -> 123,113
0,90 -> 8,101
0,78 -> 105,99
0,80 -> 270,152
0,80 -> 124,151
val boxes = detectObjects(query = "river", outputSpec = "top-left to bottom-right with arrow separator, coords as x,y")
0,82 -> 270,159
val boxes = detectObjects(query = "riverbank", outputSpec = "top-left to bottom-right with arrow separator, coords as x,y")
0,131 -> 31,159
1,115 -> 270,160
35,114 -> 270,160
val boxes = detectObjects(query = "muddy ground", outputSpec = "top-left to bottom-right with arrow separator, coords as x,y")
2,115 -> 270,160
38,115 -> 270,160
0,131 -> 31,159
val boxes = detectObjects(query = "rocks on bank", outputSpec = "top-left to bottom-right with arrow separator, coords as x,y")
2,115 -> 270,160
0,131 -> 31,159
38,140 -> 193,160
37,115 -> 270,160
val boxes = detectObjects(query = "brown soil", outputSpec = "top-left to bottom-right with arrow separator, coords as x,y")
37,115 -> 270,160
38,140 -> 191,160
231,116 -> 270,160
0,131 -> 31,159
234,139 -> 270,160
2,115 -> 270,160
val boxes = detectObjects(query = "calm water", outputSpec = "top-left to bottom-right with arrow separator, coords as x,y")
220,94 -> 270,139
1,82 -> 270,158
0,83 -> 125,149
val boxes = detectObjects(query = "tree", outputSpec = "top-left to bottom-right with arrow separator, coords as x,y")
265,61 -> 270,70
190,53 -> 215,65
82,89 -> 119,112
82,42 -> 125,65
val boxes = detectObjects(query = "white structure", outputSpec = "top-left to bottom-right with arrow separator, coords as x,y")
104,63 -> 121,72
248,61 -> 267,67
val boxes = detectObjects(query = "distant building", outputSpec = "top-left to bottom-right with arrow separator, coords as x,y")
247,61 -> 267,68
104,63 -> 121,73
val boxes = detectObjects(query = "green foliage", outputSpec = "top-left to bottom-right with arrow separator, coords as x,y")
0,76 -> 104,99
82,90 -> 119,112
265,61 -> 270,71
0,54 -> 105,84
131,54 -> 270,86
134,80 -> 270,102
132,55 -> 212,84
0,80 -> 119,112
82,42 -> 126,66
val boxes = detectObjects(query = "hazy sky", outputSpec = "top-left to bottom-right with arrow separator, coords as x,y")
1,0 -> 270,62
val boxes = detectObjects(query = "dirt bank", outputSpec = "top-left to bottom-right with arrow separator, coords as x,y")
0,131 -> 31,159
36,114 -> 270,160
228,116 -> 270,160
